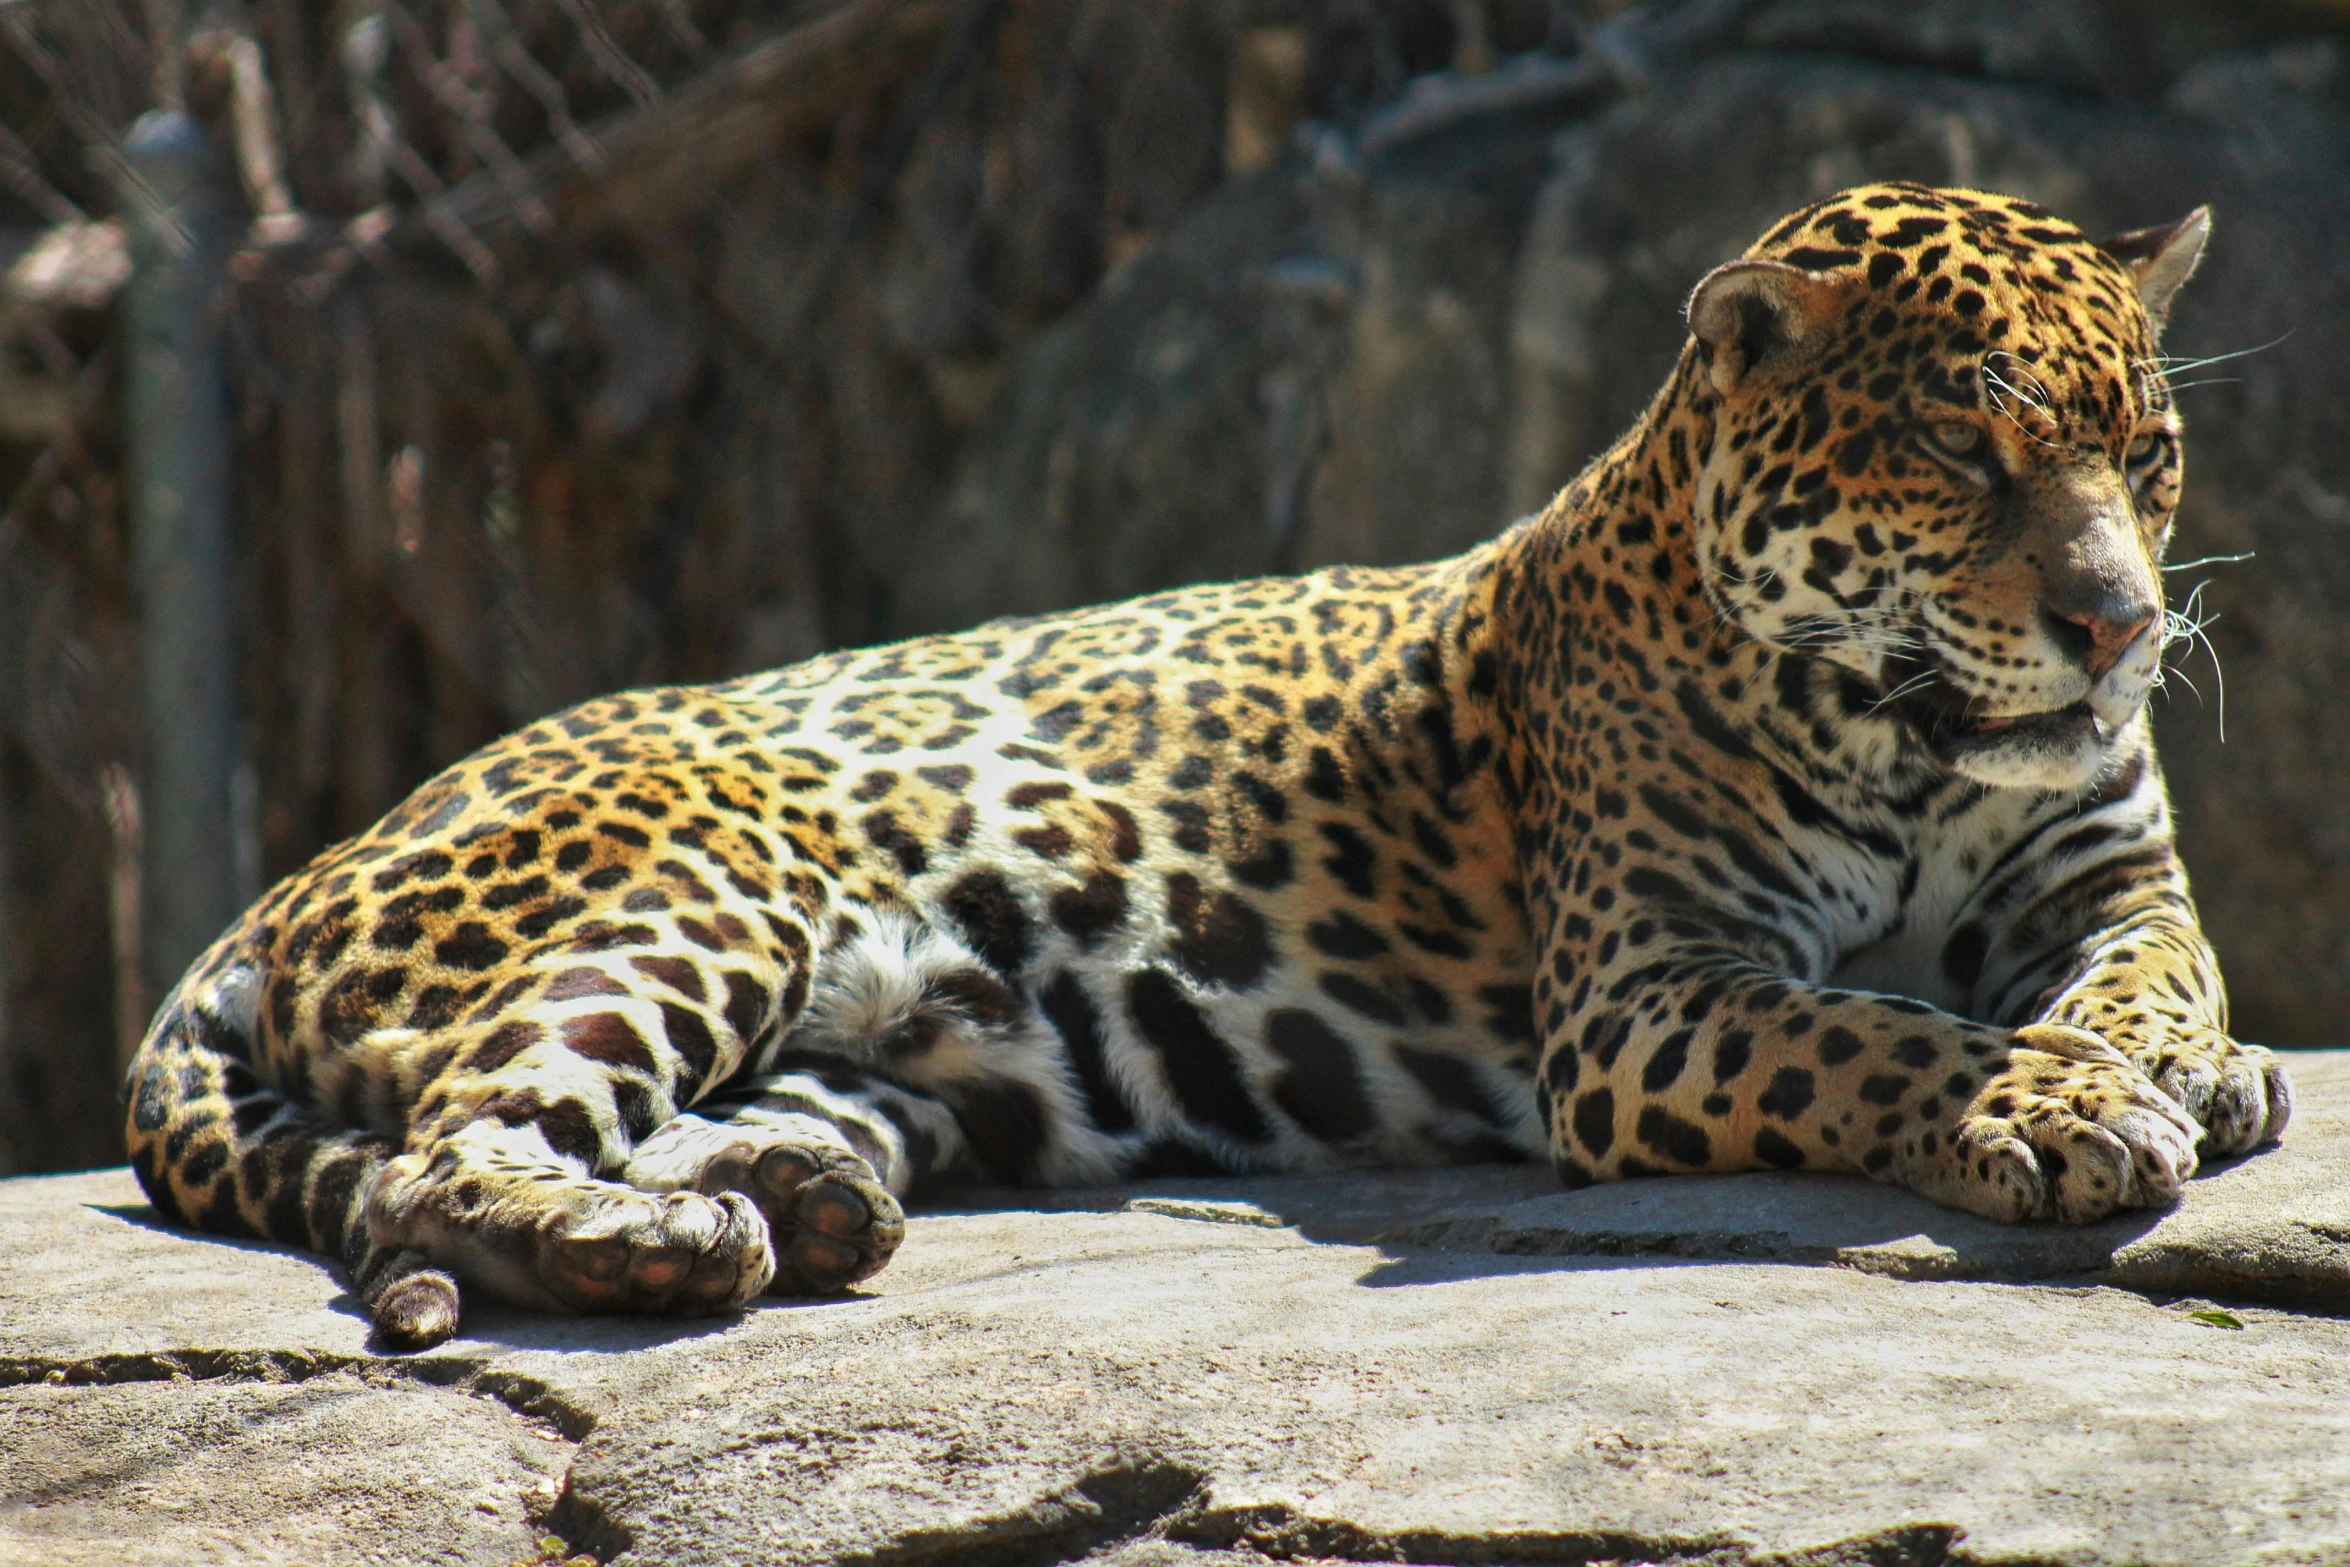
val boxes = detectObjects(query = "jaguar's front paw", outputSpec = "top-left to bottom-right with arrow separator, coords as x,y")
2139,1027 -> 2292,1158
1927,1026 -> 2202,1224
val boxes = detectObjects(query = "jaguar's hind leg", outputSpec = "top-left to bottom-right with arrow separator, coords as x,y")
365,1109 -> 776,1321
623,1069 -> 968,1293
360,988 -> 791,1328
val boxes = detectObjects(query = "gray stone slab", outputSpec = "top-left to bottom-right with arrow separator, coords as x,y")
3,1050 -> 2346,1565
0,1174 -> 381,1362
0,1375 -> 570,1567
547,1210 -> 2350,1567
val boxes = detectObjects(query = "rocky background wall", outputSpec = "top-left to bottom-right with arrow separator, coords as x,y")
1,0 -> 2345,1175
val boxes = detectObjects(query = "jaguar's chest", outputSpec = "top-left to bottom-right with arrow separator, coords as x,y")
1822,790 -> 2049,1018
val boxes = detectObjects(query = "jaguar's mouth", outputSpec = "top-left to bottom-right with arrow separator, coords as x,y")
1878,655 -> 2101,758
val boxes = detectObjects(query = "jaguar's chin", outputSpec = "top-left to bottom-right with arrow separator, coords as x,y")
1942,706 -> 2111,790
1881,658 -> 2113,790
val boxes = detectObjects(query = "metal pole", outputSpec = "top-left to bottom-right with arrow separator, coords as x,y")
123,110 -> 241,1014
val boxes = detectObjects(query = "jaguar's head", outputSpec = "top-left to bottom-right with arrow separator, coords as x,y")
1684,181 -> 2208,791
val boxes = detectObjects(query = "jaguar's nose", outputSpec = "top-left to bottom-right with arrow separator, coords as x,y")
2044,602 -> 2156,681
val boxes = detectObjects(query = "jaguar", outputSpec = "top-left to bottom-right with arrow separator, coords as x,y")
125,182 -> 2291,1349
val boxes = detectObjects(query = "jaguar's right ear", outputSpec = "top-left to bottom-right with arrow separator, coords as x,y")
1686,260 -> 1857,395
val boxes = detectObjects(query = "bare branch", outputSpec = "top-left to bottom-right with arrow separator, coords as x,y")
413,0 -> 957,251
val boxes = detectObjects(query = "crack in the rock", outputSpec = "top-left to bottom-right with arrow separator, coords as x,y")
555,1457 -> 1209,1567
858,1459 -> 1206,1567
2106,1264 -> 2350,1318
563,1453 -> 1986,1567
1175,1505 -> 1747,1566
0,1348 -> 598,1442
1174,1511 -> 1979,1567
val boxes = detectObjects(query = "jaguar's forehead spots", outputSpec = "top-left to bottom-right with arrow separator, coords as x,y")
1750,181 -> 2155,443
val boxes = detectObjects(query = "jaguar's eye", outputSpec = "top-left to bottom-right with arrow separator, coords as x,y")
2126,430 -> 2161,464
1917,419 -> 2002,488
1926,421 -> 1985,458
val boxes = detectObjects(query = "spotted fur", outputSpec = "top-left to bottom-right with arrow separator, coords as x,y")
125,184 -> 2290,1347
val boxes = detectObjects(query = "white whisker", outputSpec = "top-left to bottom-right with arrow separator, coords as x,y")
2158,578 -> 2228,742
1991,352 -> 2055,410
2134,331 -> 2292,377
1866,670 -> 1942,715
1983,362 -> 2062,447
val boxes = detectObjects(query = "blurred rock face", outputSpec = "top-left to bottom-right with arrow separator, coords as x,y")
892,13 -> 2350,1045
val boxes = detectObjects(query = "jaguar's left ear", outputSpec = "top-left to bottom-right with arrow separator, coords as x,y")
2098,206 -> 2210,335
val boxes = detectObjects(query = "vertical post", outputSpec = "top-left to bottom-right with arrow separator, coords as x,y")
124,110 -> 240,1016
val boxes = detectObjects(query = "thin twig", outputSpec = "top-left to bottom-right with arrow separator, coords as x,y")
777,0 -> 1007,346
469,0 -> 605,173
0,121 -> 86,225
550,0 -> 660,104
383,0 -> 553,234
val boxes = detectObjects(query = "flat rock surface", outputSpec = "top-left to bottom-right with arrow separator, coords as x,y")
1010,1051 -> 2350,1308
3,1052 -> 2346,1567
